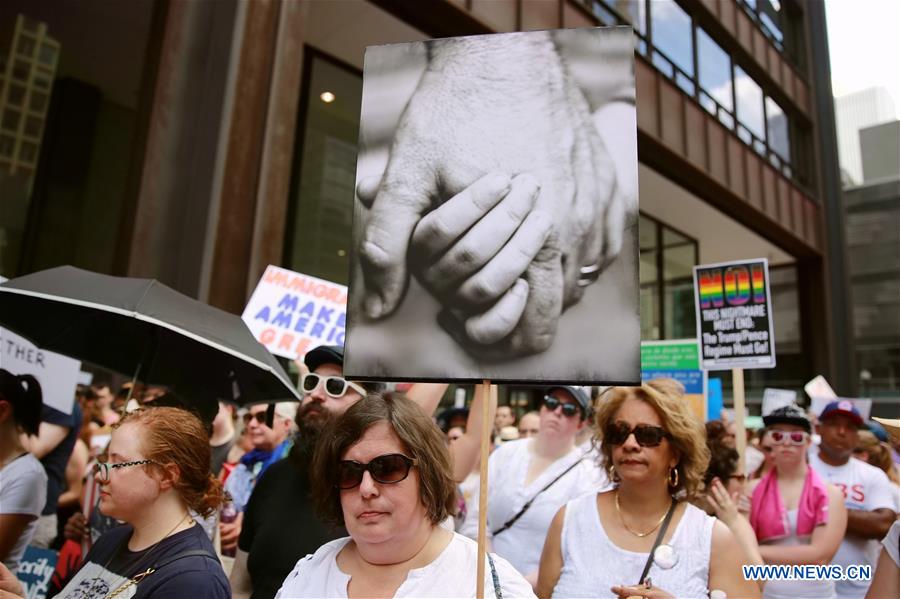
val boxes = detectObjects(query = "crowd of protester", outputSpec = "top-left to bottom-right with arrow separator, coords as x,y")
2,357 -> 900,598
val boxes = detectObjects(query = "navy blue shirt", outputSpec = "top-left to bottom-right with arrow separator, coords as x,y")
40,403 -> 82,515
53,521 -> 228,598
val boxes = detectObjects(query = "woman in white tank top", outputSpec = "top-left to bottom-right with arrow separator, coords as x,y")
537,380 -> 761,599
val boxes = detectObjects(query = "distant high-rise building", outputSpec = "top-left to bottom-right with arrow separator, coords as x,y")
0,14 -> 58,188
860,120 -> 900,183
834,87 -> 896,185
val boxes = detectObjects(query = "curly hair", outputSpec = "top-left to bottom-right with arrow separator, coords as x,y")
311,392 -> 457,527
593,379 -> 710,499
116,407 -> 225,517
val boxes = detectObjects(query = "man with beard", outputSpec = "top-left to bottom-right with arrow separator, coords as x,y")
229,346 -> 447,599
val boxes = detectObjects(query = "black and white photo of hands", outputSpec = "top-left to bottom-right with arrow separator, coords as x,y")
356,31 -> 630,359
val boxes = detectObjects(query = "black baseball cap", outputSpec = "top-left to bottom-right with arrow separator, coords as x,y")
304,345 -> 344,372
763,404 -> 812,433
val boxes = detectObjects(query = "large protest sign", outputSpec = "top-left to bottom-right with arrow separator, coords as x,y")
345,27 -> 640,383
641,339 -> 706,421
1,327 -> 79,414
693,259 -> 776,370
241,266 -> 347,361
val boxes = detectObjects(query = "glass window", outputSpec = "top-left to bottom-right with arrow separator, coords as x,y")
38,44 -> 57,66
30,91 -> 48,113
640,215 -> 660,340
0,136 -> 14,158
2,109 -> 21,132
33,74 -> 50,90
19,141 -> 37,163
696,29 -> 732,114
17,36 -> 35,59
24,115 -> 42,139
734,66 -> 764,142
12,60 -> 29,82
7,85 -> 25,107
284,54 -> 362,284
765,96 -> 789,161
662,228 -> 696,339
651,0 -> 694,94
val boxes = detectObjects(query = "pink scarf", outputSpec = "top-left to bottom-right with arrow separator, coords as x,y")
750,465 -> 829,542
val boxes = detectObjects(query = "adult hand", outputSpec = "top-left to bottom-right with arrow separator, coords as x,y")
611,581 -> 675,599
706,478 -> 739,527
63,511 -> 89,541
0,562 -> 24,597
357,32 -> 622,357
219,515 -> 242,553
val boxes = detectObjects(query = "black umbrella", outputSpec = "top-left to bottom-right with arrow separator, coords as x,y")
0,266 -> 301,414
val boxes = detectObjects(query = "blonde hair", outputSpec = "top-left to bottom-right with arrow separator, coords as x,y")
857,430 -> 900,485
593,379 -> 710,499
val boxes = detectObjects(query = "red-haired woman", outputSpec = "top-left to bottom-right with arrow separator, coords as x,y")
49,407 -> 230,598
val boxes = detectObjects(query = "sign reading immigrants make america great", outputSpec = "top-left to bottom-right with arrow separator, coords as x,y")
343,26 -> 641,385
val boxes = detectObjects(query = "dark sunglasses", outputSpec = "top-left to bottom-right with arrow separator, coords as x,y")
337,453 -> 418,489
604,422 -> 670,447
542,396 -> 582,418
300,373 -> 366,398
243,411 -> 273,426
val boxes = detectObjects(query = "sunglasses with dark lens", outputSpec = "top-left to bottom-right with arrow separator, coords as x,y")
242,411 -> 271,426
768,430 -> 808,446
542,396 -> 581,418
337,454 -> 418,489
300,374 -> 367,398
604,422 -> 670,447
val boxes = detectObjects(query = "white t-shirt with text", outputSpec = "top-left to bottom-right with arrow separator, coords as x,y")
0,453 -> 47,572
809,453 -> 896,599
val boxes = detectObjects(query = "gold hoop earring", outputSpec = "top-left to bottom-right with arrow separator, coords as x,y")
608,464 -> 620,483
668,467 -> 679,488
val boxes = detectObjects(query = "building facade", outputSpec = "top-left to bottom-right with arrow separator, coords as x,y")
0,0 -> 856,401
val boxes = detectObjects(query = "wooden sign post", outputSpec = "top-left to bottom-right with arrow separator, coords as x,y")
476,380 -> 496,599
732,368 -> 746,465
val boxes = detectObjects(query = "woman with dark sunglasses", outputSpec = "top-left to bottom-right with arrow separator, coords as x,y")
484,386 -> 607,587
275,393 -> 534,598
745,405 -> 847,599
537,380 -> 760,599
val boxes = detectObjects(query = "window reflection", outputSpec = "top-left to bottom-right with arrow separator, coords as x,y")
734,67 -> 765,143
651,0 -> 694,94
284,53 -> 362,284
696,29 -> 732,114
765,97 -> 790,162
640,214 -> 698,341
640,215 -> 660,340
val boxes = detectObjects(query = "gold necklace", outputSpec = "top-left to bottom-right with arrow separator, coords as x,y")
615,491 -> 670,538
103,512 -> 193,599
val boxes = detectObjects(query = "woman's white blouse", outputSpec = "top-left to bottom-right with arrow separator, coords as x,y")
487,439 -> 610,576
276,532 -> 536,598
552,493 -> 715,598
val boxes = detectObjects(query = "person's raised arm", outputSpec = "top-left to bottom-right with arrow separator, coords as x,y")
759,484 -> 847,565
708,520 -> 762,598
20,421 -> 68,459
0,515 -> 34,564
536,506 -> 566,599
229,548 -> 252,599
405,383 -> 448,418
865,545 -> 900,599
449,385 -> 495,482
706,478 -> 764,590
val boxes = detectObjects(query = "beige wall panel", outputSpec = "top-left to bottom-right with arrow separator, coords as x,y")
707,119 -> 728,185
659,78 -> 684,153
719,0 -> 735,37
736,10 -> 752,52
471,0 -> 517,32
762,163 -> 777,220
753,29 -> 767,68
745,150 -> 762,210
636,61 -> 658,135
791,188 -> 806,243
778,178 -> 792,229
685,101 -> 706,168
522,0 -> 560,30
562,0 -> 594,29
727,136 -> 745,198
